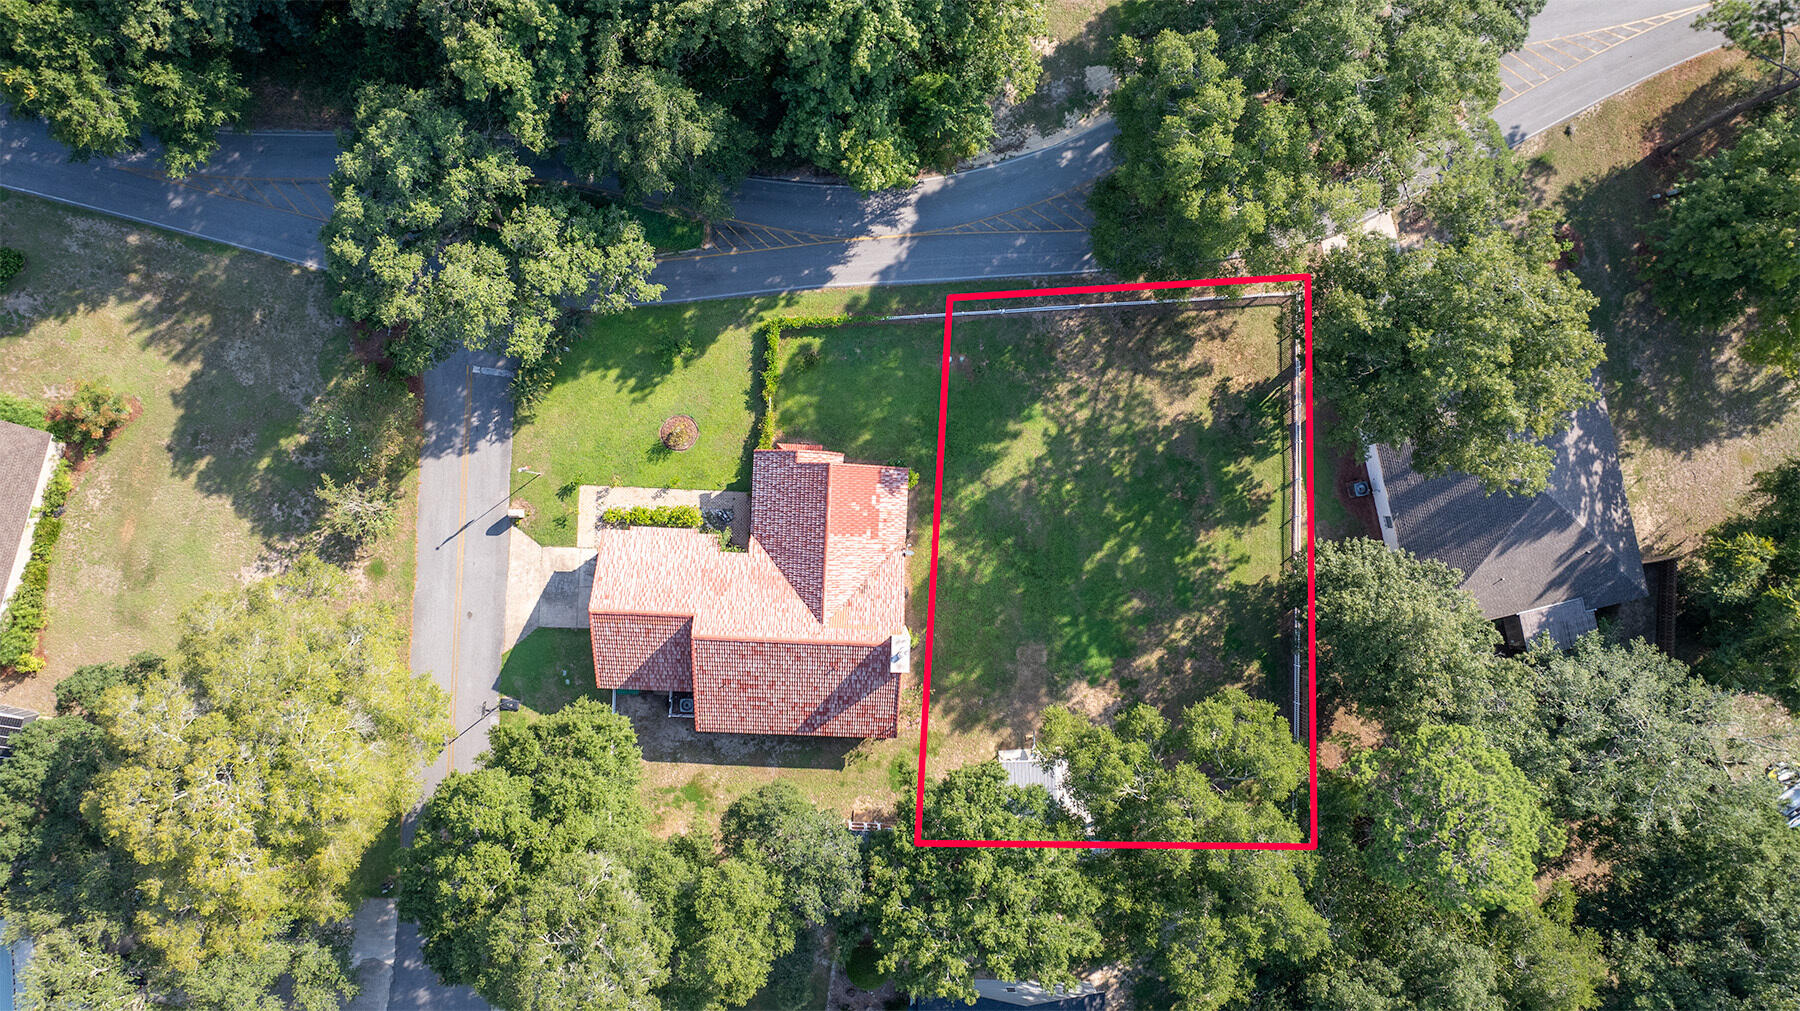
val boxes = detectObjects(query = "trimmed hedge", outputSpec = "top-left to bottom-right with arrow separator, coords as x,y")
603,504 -> 703,529
0,461 -> 71,674
752,314 -> 870,449
0,247 -> 23,288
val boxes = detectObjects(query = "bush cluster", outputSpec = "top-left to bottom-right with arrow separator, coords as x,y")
603,504 -> 703,529
0,462 -> 72,673
0,247 -> 23,287
47,381 -> 131,451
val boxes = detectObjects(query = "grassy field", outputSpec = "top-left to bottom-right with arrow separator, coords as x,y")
779,304 -> 1291,768
1518,49 -> 1800,556
510,282 -> 1067,546
0,192 -> 418,708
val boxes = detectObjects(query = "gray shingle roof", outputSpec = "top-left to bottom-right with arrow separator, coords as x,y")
1375,392 -> 1648,620
1,420 -> 55,600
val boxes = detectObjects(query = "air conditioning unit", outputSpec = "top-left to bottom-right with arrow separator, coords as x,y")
889,633 -> 910,674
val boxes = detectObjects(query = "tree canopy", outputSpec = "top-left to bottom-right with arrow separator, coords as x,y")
1090,0 -> 1544,278
1305,537 -> 1517,730
1314,220 -> 1603,493
0,559 -> 443,1010
863,762 -> 1101,1003
1352,723 -> 1559,916
1645,107 -> 1800,375
323,84 -> 661,375
1687,459 -> 1800,705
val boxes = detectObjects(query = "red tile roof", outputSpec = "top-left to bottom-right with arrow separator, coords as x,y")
589,446 -> 908,738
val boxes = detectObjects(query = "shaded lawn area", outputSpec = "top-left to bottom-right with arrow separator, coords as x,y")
510,281 -> 1071,546
777,303 -> 1292,758
1518,49 -> 1800,555
0,192 -> 418,704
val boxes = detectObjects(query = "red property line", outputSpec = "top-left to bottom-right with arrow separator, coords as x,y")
914,274 -> 1319,851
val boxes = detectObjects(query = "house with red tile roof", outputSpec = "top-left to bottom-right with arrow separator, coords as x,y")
588,444 -> 910,738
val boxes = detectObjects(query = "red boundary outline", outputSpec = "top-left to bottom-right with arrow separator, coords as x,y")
913,275 -> 1317,850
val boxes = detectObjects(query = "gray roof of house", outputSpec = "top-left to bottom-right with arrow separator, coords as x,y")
0,421 -> 55,591
1375,393 -> 1648,620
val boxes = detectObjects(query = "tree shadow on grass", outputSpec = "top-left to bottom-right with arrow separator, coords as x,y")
922,306 -> 1284,738
1552,68 -> 1796,459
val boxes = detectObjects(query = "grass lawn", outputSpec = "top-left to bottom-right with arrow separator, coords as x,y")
1517,49 -> 1800,556
778,303 -> 1292,770
497,627 -> 605,724
510,281 -> 1070,546
0,192 -> 417,707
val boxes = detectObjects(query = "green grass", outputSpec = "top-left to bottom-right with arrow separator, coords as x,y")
1518,49 -> 1800,555
0,193 -> 419,701
496,627 -> 604,725
845,940 -> 887,991
347,816 -> 402,900
512,282 -> 1070,546
778,304 -> 1290,737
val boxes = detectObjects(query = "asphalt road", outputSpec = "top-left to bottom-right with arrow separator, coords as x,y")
0,5 -> 1732,1006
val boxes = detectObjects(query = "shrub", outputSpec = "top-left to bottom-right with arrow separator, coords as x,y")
0,461 -> 71,673
316,473 -> 399,550
0,394 -> 45,431
602,504 -> 703,529
303,371 -> 415,486
0,247 -> 23,287
47,381 -> 130,450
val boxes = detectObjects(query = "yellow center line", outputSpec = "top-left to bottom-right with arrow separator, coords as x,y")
448,362 -> 472,770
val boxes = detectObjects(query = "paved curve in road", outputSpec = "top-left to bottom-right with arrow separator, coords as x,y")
0,5 -> 1727,1006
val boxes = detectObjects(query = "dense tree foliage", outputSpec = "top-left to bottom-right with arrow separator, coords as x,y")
863,762 -> 1100,1003
1497,636 -> 1735,837
1315,219 -> 1602,493
400,700 -> 858,1008
1582,782 -> 1800,1008
1305,538 -> 1517,731
1351,723 -> 1559,916
1686,459 -> 1800,705
0,561 -> 444,1010
1091,0 -> 1544,277
3,0 -> 1045,195
0,0 -> 279,174
1646,108 -> 1800,374
721,780 -> 863,926
1046,693 -> 1322,1010
324,85 -> 660,375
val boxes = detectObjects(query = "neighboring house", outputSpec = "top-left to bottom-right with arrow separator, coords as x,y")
1368,396 -> 1648,649
0,420 -> 57,620
588,443 -> 909,737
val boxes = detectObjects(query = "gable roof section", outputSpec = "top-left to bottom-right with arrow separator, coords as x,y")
693,638 -> 898,737
1376,393 -> 1648,620
752,444 -> 909,623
